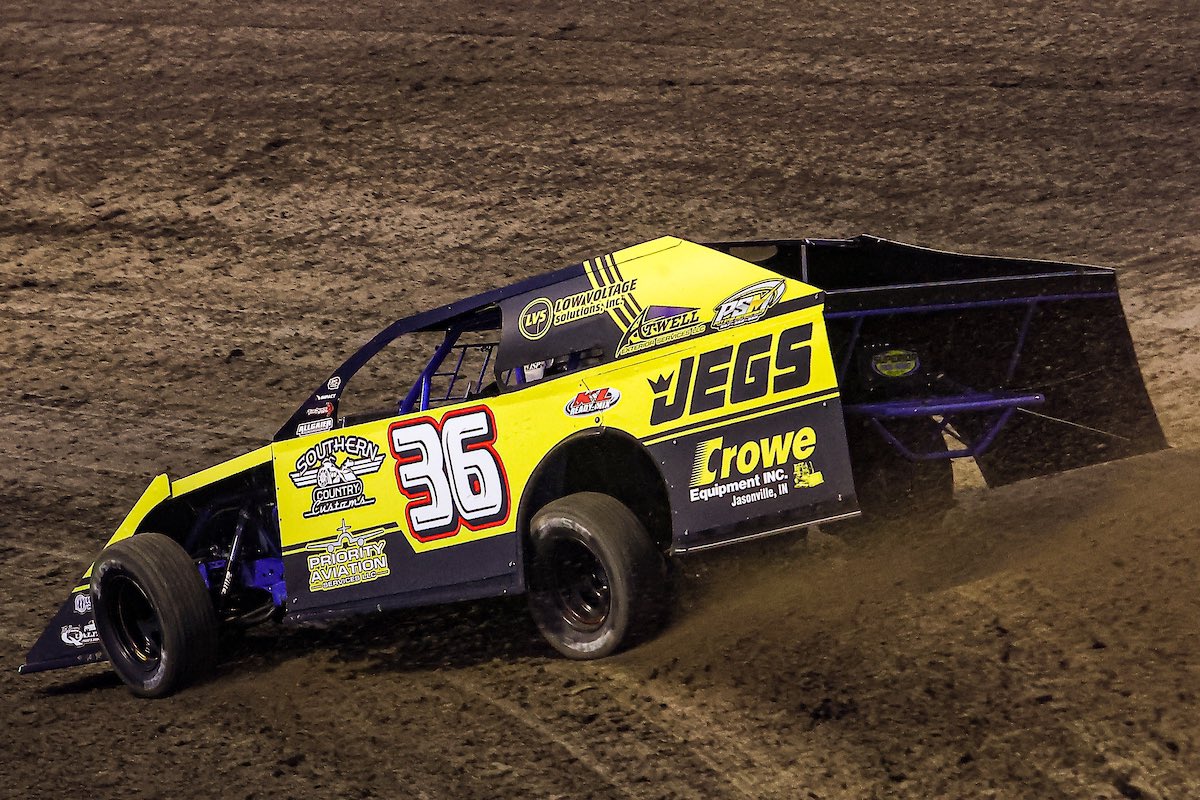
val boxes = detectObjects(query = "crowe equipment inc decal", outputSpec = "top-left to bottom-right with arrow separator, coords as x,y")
689,425 -> 824,508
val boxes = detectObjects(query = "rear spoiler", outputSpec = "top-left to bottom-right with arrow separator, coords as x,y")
704,235 -> 1166,485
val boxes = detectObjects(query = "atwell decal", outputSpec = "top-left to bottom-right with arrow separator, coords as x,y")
615,305 -> 706,357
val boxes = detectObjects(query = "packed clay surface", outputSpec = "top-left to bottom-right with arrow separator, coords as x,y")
3,2 -> 1199,797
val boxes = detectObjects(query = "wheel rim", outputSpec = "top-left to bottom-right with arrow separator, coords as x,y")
106,574 -> 163,670
546,537 -> 611,631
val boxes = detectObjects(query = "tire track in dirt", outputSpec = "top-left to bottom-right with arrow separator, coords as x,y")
595,667 -> 847,800
440,672 -> 643,799
216,652 -> 683,799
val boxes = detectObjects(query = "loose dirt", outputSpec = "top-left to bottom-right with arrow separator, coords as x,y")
3,2 -> 1198,798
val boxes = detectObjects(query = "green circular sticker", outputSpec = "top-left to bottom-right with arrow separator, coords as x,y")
871,349 -> 920,378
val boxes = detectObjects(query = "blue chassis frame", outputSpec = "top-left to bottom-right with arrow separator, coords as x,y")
832,292 -> 1116,461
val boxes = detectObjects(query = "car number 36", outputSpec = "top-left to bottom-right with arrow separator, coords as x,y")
387,407 -> 510,541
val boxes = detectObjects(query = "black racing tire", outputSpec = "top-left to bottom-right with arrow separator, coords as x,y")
844,417 -> 954,524
91,533 -> 218,698
527,492 -> 668,660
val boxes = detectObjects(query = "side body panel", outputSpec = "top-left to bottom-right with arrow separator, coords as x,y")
271,381 -> 600,619
598,302 -> 857,551
271,237 -> 858,616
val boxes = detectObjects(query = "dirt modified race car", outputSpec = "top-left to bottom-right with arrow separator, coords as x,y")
22,235 -> 1165,696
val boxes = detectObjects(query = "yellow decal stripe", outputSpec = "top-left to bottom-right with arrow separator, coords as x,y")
641,390 -> 841,446
173,444 -> 273,496
78,472 -> 173,581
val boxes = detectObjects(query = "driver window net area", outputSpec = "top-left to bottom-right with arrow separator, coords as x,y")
411,332 -> 502,411
337,330 -> 500,428
499,346 -> 605,389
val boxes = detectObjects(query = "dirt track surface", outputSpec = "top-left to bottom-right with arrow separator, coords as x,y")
3,2 -> 1199,798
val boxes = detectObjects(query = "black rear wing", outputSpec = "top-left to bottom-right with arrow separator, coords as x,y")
704,235 -> 1167,486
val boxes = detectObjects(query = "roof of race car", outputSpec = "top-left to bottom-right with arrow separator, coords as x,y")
342,236 -> 701,374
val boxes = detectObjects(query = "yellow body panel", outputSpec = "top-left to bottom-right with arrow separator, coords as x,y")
173,445 -> 273,496
272,377 -> 598,555
271,238 -> 836,563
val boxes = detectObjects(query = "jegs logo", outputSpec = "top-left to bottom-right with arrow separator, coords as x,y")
564,387 -> 620,417
289,435 -> 386,518
615,305 -> 706,357
649,323 -> 814,425
304,519 -> 395,593
60,621 -> 99,648
388,406 -> 510,542
711,280 -> 786,331
73,592 -> 93,615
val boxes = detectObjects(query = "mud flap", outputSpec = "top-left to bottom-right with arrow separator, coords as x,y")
955,295 -> 1166,486
19,584 -> 105,675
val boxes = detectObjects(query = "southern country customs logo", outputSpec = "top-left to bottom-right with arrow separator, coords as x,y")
564,387 -> 621,417
304,519 -> 394,593
519,279 -> 639,339
289,434 -> 386,518
615,305 -> 706,357
711,279 -> 786,331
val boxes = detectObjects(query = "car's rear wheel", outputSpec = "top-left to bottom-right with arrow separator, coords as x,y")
91,533 -> 218,698
527,492 -> 667,659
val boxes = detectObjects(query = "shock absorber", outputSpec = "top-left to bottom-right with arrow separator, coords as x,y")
220,507 -> 252,600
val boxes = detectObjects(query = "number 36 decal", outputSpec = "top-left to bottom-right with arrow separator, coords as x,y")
387,406 -> 511,542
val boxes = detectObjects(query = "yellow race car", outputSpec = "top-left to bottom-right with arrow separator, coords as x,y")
21,235 -> 1164,696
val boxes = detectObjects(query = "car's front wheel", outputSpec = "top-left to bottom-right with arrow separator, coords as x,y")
91,533 -> 218,698
527,492 -> 667,659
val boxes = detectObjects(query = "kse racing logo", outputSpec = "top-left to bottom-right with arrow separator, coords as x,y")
648,323 -> 814,425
